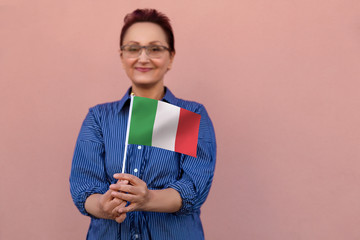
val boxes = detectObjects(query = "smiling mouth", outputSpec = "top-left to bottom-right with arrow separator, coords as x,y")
135,67 -> 152,72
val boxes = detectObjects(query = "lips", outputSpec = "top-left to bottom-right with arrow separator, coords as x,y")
135,67 -> 152,72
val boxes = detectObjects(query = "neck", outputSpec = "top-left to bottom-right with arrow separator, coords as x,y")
131,84 -> 165,100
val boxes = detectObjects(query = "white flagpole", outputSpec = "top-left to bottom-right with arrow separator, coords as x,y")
121,93 -> 134,173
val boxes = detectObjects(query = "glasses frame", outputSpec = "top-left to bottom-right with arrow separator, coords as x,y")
120,44 -> 171,59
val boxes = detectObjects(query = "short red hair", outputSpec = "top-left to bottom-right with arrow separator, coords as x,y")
120,9 -> 175,53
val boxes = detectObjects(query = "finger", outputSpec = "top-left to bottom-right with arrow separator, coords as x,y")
112,201 -> 128,218
110,183 -> 136,193
109,197 -> 122,207
111,199 -> 127,213
105,189 -> 115,198
112,205 -> 121,216
109,179 -> 133,191
115,213 -> 127,223
108,198 -> 127,218
111,191 -> 136,202
113,173 -> 139,185
111,210 -> 121,219
100,190 -> 115,204
101,196 -> 118,213
109,183 -> 122,191
117,204 -> 137,214
117,179 -> 129,185
107,197 -> 125,215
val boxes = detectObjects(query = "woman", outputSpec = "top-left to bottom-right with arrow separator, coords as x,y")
70,9 -> 216,240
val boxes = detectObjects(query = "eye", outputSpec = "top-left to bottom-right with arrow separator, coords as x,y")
127,45 -> 141,52
148,46 -> 163,52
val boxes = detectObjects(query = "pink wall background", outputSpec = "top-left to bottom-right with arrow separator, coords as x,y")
1,0 -> 360,239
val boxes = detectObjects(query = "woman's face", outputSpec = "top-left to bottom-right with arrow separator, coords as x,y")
121,22 -> 174,89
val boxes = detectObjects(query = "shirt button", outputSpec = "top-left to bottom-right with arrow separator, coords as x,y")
134,168 -> 138,173
138,146 -> 142,150
134,234 -> 139,239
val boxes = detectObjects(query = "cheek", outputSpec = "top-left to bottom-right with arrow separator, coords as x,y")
122,59 -> 135,70
153,59 -> 170,70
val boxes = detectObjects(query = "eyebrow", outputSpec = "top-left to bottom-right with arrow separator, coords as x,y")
125,41 -> 164,45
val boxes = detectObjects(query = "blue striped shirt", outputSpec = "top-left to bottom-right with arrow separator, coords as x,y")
70,88 -> 216,240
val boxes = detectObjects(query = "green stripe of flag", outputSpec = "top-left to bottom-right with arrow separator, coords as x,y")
128,96 -> 158,146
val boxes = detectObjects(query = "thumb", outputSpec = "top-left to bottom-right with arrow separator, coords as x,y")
102,189 -> 115,201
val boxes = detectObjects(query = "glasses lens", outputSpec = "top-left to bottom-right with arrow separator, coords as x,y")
146,46 -> 165,58
124,45 -> 141,58
122,45 -> 167,58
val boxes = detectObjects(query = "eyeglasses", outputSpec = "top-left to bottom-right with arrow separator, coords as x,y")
120,44 -> 170,59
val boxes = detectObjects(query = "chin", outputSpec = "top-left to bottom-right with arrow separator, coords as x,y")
131,77 -> 162,85
132,80 -> 162,88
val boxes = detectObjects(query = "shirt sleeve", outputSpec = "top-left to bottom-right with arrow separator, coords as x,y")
165,104 -> 217,215
69,107 -> 109,216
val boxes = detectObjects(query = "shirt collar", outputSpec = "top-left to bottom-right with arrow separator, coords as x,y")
162,87 -> 177,104
116,86 -> 177,112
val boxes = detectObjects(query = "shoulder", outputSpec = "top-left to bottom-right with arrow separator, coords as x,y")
89,100 -> 123,116
85,100 -> 125,126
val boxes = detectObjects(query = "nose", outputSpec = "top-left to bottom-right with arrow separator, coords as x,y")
138,48 -> 150,62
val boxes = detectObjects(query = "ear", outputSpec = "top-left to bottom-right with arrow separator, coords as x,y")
167,52 -> 175,70
119,50 -> 126,69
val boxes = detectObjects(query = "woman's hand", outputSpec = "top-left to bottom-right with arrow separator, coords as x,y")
110,173 -> 182,214
110,174 -> 151,214
84,181 -> 129,223
98,190 -> 127,223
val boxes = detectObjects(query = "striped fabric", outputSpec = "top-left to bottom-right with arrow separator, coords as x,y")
70,88 -> 216,240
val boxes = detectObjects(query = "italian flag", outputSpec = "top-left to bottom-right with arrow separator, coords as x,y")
127,96 -> 201,157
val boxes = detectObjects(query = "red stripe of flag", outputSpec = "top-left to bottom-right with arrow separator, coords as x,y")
175,108 -> 201,157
